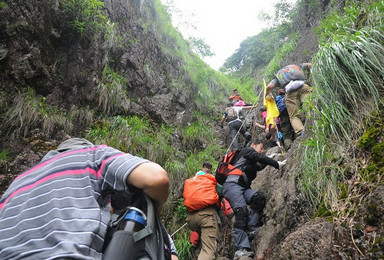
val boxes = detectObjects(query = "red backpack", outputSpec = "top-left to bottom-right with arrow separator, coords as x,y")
214,150 -> 243,185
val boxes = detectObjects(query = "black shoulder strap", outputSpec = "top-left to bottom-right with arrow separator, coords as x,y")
143,195 -> 172,260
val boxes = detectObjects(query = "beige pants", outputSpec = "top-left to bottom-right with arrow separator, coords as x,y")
285,83 -> 313,135
187,207 -> 218,260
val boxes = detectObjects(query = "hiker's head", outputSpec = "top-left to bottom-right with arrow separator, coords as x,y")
202,161 -> 212,173
57,138 -> 94,152
259,106 -> 267,115
250,139 -> 264,153
233,89 -> 239,95
278,89 -> 285,96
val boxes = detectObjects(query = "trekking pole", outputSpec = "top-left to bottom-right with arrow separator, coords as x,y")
170,222 -> 188,238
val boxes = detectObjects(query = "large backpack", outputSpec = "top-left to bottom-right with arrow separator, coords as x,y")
276,95 -> 287,113
214,150 -> 243,185
226,107 -> 239,121
183,174 -> 219,212
103,193 -> 172,260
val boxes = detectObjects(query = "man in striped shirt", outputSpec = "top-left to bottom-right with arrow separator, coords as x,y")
0,138 -> 169,259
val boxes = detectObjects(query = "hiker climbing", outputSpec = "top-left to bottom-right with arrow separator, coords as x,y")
228,88 -> 243,103
275,88 -> 295,148
254,106 -> 281,148
266,63 -> 313,137
183,162 -> 221,260
229,88 -> 252,106
220,104 -> 254,150
220,139 -> 282,260
0,138 -> 171,259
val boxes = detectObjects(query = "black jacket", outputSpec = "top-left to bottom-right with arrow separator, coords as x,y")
231,147 -> 279,187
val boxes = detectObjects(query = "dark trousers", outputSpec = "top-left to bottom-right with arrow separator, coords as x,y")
228,120 -> 250,150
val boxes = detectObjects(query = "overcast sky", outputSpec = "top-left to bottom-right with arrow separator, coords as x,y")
161,0 -> 296,70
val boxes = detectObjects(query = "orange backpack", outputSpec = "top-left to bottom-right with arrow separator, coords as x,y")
183,174 -> 219,212
214,150 -> 243,185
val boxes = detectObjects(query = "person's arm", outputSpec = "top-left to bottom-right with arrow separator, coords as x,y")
301,62 -> 312,72
168,234 -> 179,260
241,105 -> 257,110
254,121 -> 266,129
266,82 -> 275,94
220,112 -> 227,127
243,148 -> 279,169
126,162 -> 169,212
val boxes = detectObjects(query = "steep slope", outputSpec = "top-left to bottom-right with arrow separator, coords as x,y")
1,0 -> 383,259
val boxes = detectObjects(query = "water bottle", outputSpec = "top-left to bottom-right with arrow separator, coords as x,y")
103,207 -> 149,260
118,207 -> 147,232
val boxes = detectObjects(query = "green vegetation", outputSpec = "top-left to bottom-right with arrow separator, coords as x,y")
61,0 -> 107,36
0,1 -> 7,9
97,66 -> 128,115
222,0 -> 297,77
300,0 -> 384,217
85,115 -> 224,215
4,88 -> 71,137
0,149 -> 10,163
173,230 -> 193,260
155,0 -> 257,109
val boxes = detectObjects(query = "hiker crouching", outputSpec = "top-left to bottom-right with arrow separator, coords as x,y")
0,138 -> 170,259
223,139 -> 280,260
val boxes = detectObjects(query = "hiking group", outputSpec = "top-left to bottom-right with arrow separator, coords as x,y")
0,62 -> 312,260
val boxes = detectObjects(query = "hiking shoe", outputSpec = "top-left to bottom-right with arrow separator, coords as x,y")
233,248 -> 254,260
247,227 -> 260,240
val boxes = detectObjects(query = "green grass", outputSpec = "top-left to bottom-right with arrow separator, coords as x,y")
4,88 -> 71,137
172,230 -> 193,260
97,66 -> 128,115
0,149 -> 10,163
298,1 -> 384,212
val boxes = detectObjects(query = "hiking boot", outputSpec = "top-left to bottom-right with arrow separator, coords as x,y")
233,248 -> 254,260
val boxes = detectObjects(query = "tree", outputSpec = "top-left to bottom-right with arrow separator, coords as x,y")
188,37 -> 215,58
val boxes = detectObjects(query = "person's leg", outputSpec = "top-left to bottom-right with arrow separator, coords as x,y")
197,207 -> 218,260
229,121 -> 241,150
223,182 -> 251,250
285,89 -> 304,135
245,190 -> 265,231
280,109 -> 295,141
187,211 -> 201,235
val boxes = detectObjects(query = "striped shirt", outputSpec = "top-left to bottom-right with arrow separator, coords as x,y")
0,145 -> 148,259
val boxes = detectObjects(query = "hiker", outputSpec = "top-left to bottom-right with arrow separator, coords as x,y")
189,162 -> 234,251
0,138 -> 170,259
229,88 -> 243,103
183,162 -> 221,260
254,106 -> 280,148
220,104 -> 254,150
229,89 -> 252,106
222,139 -> 280,260
275,88 -> 295,148
266,63 -> 313,137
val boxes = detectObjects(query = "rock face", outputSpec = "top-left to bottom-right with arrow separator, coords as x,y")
0,0 -> 195,130
250,144 -> 312,259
